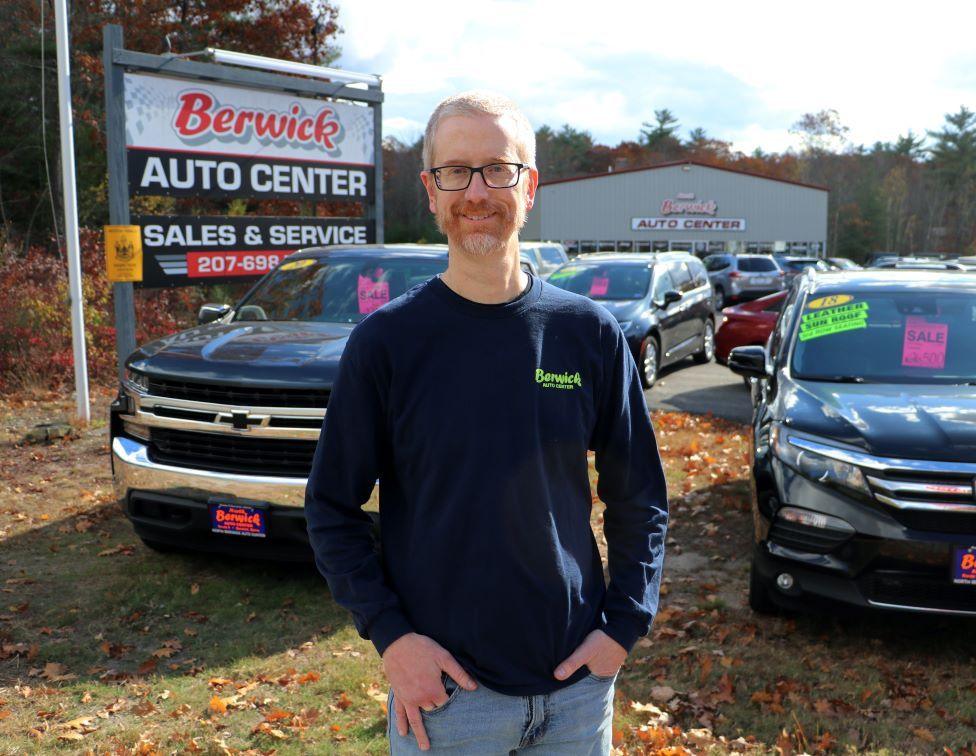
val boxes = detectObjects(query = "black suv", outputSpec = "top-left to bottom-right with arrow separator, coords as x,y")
547,252 -> 715,387
729,269 -> 976,616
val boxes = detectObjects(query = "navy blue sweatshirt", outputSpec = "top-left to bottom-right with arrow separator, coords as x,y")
305,274 -> 668,695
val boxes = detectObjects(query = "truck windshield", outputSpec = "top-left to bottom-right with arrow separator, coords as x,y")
791,289 -> 976,384
234,256 -> 447,323
548,263 -> 651,300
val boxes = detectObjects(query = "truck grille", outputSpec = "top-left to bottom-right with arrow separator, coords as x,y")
149,428 -> 317,477
146,377 -> 329,408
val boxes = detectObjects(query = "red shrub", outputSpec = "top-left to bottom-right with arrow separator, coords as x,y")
0,228 -> 206,391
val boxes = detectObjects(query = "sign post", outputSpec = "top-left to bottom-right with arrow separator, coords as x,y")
102,25 -> 382,378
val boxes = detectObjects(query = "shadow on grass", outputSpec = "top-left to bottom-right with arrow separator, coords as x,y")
0,500 -> 356,686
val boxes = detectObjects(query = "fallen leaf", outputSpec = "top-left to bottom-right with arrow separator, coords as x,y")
209,695 -> 228,715
913,728 -> 936,743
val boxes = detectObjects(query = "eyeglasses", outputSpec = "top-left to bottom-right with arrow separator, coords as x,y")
429,162 -> 530,191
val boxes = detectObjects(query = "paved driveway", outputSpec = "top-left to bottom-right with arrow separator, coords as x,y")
643,358 -> 754,425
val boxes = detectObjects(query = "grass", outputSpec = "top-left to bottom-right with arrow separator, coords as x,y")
1,389 -> 975,754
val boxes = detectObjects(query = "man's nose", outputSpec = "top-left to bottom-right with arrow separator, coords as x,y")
463,170 -> 491,201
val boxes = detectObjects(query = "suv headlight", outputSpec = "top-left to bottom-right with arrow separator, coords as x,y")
124,368 -> 150,394
770,424 -> 871,497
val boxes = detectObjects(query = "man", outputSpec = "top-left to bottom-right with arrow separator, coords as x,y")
305,91 -> 668,754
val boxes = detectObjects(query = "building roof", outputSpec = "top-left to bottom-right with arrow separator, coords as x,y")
538,160 -> 828,192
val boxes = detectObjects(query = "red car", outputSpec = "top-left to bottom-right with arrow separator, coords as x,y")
715,290 -> 787,364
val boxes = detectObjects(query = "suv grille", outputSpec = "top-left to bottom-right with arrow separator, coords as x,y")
149,428 -> 316,477
147,377 -> 329,408
866,471 -> 976,533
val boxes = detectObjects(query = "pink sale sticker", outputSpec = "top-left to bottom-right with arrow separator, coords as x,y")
358,275 -> 390,315
589,276 -> 609,296
902,316 -> 948,369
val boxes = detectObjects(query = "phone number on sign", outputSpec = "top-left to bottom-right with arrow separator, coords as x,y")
187,251 -> 288,278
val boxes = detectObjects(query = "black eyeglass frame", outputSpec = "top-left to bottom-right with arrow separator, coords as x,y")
428,162 -> 532,191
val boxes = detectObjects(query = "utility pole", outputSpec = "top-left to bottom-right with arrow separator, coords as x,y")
54,0 -> 90,422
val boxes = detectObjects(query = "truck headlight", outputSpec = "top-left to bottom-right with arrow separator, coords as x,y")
770,424 -> 871,497
124,368 -> 150,393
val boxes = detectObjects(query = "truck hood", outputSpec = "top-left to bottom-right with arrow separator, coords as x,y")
781,376 -> 976,462
127,321 -> 354,387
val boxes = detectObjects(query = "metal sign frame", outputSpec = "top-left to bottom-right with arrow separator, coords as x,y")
102,24 -> 384,379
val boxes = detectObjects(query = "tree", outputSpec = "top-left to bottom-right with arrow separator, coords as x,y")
0,0 -> 342,249
640,109 -> 681,153
790,109 -> 849,154
927,106 -> 976,254
535,124 -> 596,180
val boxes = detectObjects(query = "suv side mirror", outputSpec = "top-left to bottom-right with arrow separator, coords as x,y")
661,290 -> 682,307
727,345 -> 768,378
198,303 -> 232,325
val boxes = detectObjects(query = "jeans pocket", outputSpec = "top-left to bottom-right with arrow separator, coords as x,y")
585,669 -> 618,683
420,673 -> 463,717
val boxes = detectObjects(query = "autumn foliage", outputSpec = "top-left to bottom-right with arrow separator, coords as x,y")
0,229 -> 203,391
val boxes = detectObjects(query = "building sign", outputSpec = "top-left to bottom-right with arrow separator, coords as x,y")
660,193 -> 718,216
632,217 -> 747,232
124,73 -> 375,201
133,215 -> 375,287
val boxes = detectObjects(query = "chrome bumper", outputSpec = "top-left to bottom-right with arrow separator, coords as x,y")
112,436 -> 307,508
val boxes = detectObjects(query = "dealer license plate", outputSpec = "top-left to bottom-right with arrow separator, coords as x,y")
951,545 -> 976,585
210,502 -> 267,538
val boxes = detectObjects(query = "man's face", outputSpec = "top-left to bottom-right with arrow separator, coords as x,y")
420,114 -> 538,258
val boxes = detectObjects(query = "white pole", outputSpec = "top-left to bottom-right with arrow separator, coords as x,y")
53,0 -> 90,423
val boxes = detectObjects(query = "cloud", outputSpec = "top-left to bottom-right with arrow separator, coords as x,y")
336,0 -> 976,154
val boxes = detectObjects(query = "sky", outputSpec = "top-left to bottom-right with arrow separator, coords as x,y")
335,0 -> 976,156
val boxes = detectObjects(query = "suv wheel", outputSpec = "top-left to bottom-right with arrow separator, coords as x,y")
639,336 -> 659,389
694,320 -> 715,364
748,556 -> 779,614
713,286 -> 725,310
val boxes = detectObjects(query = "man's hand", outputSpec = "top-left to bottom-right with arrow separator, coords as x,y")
553,629 -> 628,681
382,633 -> 478,751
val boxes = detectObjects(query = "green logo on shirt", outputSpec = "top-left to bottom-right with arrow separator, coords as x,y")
536,368 -> 582,390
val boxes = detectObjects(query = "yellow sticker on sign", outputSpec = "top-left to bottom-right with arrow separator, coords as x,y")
278,258 -> 317,271
104,225 -> 143,283
807,294 -> 853,310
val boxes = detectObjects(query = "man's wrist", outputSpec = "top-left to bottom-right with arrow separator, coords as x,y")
368,609 -> 414,657
600,617 -> 646,654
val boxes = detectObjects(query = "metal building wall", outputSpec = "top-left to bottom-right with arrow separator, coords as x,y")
522,163 -> 827,250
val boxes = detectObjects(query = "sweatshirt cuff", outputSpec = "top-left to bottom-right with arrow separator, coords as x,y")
601,616 -> 649,654
367,608 -> 414,657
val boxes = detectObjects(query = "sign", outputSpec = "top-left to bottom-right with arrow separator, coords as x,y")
124,73 -> 374,201
133,215 -> 376,287
632,217 -> 746,232
902,317 -> 948,369
660,194 -> 718,216
104,225 -> 143,282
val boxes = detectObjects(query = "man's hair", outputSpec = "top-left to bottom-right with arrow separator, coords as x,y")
422,90 -> 536,170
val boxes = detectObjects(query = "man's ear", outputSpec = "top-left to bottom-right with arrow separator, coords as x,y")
524,166 -> 539,212
419,170 -> 438,214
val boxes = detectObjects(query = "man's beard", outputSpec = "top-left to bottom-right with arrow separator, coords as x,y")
436,197 -> 526,257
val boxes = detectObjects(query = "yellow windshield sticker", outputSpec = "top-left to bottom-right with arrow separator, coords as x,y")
799,301 -> 869,341
807,294 -> 853,310
278,258 -> 316,271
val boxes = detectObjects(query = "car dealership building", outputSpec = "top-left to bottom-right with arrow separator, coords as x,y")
521,160 -> 828,258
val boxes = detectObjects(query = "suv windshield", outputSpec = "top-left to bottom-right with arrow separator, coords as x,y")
234,256 -> 446,323
548,263 -> 652,300
791,290 -> 976,384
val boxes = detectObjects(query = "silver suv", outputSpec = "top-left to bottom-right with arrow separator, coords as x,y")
703,254 -> 785,309
520,242 -> 569,278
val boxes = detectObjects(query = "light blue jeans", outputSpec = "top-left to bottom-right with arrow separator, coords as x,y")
388,672 -> 616,755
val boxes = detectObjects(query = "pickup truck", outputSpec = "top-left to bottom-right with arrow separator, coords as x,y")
110,244 -> 449,559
